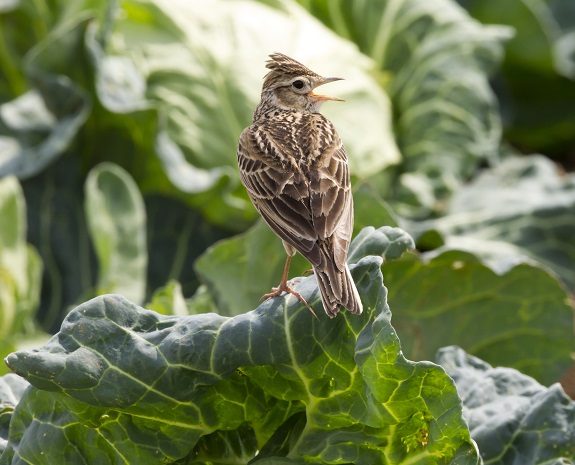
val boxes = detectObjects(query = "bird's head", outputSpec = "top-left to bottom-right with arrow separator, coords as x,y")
259,53 -> 343,114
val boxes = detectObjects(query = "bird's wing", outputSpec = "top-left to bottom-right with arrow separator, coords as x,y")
237,118 -> 352,270
237,125 -> 319,261
309,140 -> 353,272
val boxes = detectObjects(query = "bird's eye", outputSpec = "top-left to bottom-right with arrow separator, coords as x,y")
292,80 -> 305,89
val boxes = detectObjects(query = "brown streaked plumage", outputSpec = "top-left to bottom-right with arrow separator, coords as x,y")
237,53 -> 362,318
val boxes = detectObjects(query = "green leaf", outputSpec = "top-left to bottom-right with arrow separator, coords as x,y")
384,249 -> 574,386
185,285 -> 221,316
0,374 -> 29,456
194,220 -> 309,316
192,424 -> 259,464
250,411 -> 306,462
83,14 -> 249,231
0,176 -> 27,305
459,0 -> 575,79
459,0 -> 566,74
352,180 -> 399,235
84,162 -> 147,304
144,194 -> 232,298
2,253 -> 479,463
437,346 -> 575,464
411,155 -> 575,291
145,280 -> 188,317
20,153 -> 230,334
297,0 -> 512,216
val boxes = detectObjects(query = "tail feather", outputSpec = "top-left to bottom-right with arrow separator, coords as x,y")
315,264 -> 363,318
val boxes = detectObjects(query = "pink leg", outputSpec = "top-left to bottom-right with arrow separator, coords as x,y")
261,255 -> 318,320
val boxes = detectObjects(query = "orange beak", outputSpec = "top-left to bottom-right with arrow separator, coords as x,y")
310,77 -> 345,102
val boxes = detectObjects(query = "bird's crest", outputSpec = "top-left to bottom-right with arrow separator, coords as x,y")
262,53 -> 321,90
265,53 -> 317,77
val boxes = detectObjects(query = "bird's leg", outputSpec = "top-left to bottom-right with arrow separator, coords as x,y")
261,255 -> 319,320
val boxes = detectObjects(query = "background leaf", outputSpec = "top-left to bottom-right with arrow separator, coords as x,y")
457,0 -> 575,159
194,225 -> 414,317
384,250 -> 574,385
194,220 -> 310,317
0,14 -> 92,179
21,156 -> 98,333
0,176 -> 42,375
352,181 -> 400,234
410,155 -> 575,291
84,162 -> 147,304
145,280 -> 188,317
87,0 -> 401,228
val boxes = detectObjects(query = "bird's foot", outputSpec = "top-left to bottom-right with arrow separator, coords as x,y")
261,283 -> 319,320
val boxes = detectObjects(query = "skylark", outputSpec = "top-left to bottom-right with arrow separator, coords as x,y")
237,53 -> 362,318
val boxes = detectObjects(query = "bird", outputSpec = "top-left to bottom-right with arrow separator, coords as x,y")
237,52 -> 362,318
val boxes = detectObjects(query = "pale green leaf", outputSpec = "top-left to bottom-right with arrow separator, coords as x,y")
0,177 -> 42,374
84,162 -> 147,304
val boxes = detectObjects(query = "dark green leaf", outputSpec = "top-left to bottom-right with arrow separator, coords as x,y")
191,424 -> 259,464
458,0 -> 575,157
21,155 -> 98,333
438,346 -> 575,465
145,195 -> 232,299
0,15 -> 92,179
249,412 -> 306,463
2,254 -> 479,463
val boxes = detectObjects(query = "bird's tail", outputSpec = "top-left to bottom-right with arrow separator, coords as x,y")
315,263 -> 363,318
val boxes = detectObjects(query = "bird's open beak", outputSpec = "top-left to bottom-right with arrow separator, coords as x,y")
310,77 -> 345,102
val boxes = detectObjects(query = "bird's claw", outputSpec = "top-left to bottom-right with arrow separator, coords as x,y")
261,283 -> 319,320
260,287 -> 282,301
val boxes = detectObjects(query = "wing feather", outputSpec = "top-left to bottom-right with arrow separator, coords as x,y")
237,115 -> 353,270
309,143 -> 352,271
